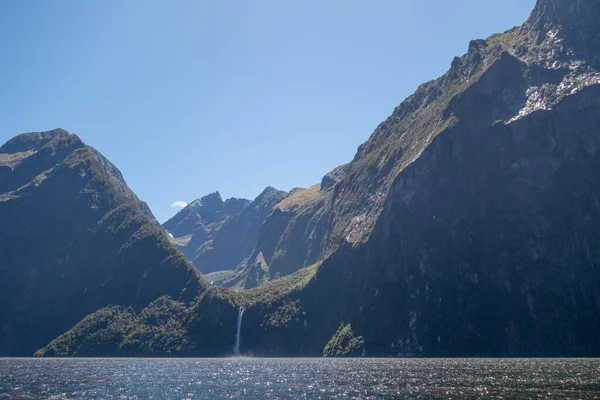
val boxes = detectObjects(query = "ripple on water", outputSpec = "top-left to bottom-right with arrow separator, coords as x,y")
0,358 -> 599,399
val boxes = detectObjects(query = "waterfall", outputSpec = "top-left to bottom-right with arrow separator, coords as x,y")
234,307 -> 244,356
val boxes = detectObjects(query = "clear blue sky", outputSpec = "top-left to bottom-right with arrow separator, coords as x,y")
0,0 -> 535,222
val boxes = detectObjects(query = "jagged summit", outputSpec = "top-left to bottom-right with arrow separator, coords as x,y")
253,186 -> 286,202
0,128 -> 71,154
520,0 -> 600,65
0,129 -> 152,218
162,186 -> 287,275
529,0 -> 600,27
196,191 -> 223,207
0,130 -> 202,356
163,191 -> 244,239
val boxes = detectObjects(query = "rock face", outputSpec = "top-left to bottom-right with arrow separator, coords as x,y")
349,83 -> 600,356
218,1 -> 600,289
529,0 -> 600,65
163,192 -> 250,239
9,0 -> 600,357
0,130 -> 204,356
224,183 -> 335,289
298,0 -> 600,357
215,164 -> 347,289
222,0 -> 600,355
162,188 -> 287,275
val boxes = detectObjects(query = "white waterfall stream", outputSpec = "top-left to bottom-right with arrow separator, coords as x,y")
234,307 -> 244,356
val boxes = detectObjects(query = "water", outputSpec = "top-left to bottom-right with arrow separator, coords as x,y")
1,358 -> 599,399
234,307 -> 244,356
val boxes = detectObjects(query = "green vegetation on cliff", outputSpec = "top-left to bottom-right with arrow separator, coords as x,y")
323,323 -> 365,357
34,297 -> 192,357
36,264 -> 320,357
0,129 -> 204,356
11,0 -> 600,359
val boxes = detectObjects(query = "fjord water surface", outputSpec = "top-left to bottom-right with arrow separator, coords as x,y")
1,358 -> 599,399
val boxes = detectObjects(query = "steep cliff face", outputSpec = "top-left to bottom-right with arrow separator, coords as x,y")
349,84 -> 600,356
304,0 -> 600,357
224,184 -> 334,289
163,192 -> 250,240
195,0 -> 600,355
190,187 -> 288,275
300,0 -> 600,261
527,0 -> 600,66
0,130 -> 204,356
222,164 -> 350,289
21,0 -> 600,358
163,188 -> 287,275
163,192 -> 251,271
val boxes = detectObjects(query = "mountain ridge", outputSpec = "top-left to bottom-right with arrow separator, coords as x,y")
0,129 -> 205,356
7,0 -> 600,357
163,186 -> 288,276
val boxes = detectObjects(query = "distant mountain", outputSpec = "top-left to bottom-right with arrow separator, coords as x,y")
164,163 -> 348,289
163,192 -> 250,239
166,177 -> 337,289
11,0 -> 600,358
162,187 -> 287,276
223,173 -> 342,289
0,129 -> 204,356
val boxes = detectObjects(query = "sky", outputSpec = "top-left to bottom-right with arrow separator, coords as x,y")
0,0 -> 536,223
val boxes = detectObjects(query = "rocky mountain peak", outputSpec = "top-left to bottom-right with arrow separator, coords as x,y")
1,130 -> 203,355
0,128 -> 71,154
162,187 -> 286,275
530,0 -> 600,27
525,0 -> 600,65
198,191 -> 223,207
164,192 -> 226,238
253,186 -> 288,205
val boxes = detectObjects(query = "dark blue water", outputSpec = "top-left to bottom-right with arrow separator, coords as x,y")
1,358 -> 599,399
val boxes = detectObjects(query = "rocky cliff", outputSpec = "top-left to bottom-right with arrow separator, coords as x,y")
163,191 -> 250,240
13,0 -> 600,357
224,182 -> 335,289
0,129 -> 204,356
204,0 -> 600,355
163,187 -> 287,275
300,0 -> 600,356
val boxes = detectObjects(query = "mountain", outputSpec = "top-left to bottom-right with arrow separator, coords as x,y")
13,0 -> 600,357
300,0 -> 600,356
0,129 -> 204,356
223,169 -> 343,289
169,169 -> 341,289
163,192 -> 250,240
209,2 -> 600,291
162,192 -> 251,271
163,187 -> 287,276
